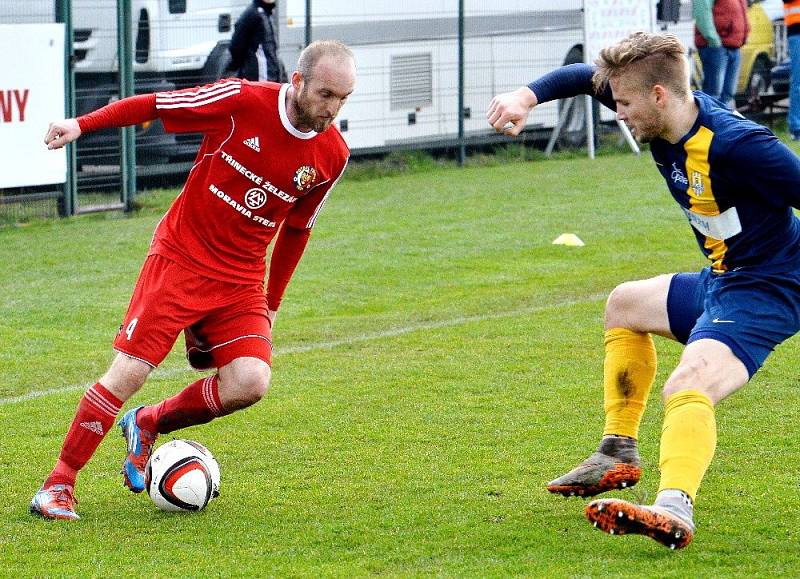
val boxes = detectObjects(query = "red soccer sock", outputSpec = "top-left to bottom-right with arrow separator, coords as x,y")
137,375 -> 226,435
45,383 -> 122,488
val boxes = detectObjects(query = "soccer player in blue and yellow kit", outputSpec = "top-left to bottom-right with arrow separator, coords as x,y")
487,31 -> 800,549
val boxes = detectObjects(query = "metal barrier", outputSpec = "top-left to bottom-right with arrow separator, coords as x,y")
0,1 -> 781,223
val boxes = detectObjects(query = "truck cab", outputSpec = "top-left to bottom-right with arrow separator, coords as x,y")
71,0 -> 248,166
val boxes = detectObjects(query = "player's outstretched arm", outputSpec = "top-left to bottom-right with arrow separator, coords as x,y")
44,119 -> 81,150
488,64 -> 615,138
486,87 -> 538,136
45,94 -> 159,151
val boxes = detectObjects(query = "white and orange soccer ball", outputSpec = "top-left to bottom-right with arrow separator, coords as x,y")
145,439 -> 221,512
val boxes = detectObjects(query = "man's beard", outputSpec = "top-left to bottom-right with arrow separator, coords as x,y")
294,89 -> 333,133
630,112 -> 663,144
626,121 -> 655,144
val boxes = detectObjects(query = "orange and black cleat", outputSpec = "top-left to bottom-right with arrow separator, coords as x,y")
584,498 -> 695,550
546,451 -> 641,498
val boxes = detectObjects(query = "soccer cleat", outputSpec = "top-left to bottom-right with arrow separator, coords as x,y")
119,405 -> 158,493
584,498 -> 695,550
29,484 -> 80,521
546,451 -> 641,497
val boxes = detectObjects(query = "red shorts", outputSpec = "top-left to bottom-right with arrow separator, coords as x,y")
113,254 -> 272,369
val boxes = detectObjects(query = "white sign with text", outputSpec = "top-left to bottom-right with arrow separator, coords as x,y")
580,1 -> 654,158
0,24 -> 66,188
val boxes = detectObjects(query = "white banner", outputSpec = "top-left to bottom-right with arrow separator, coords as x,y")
583,0 -> 655,65
580,0 -> 654,159
0,24 -> 66,188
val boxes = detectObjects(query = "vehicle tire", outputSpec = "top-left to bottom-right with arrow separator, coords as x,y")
557,45 -> 599,148
737,55 -> 771,113
203,41 -> 234,81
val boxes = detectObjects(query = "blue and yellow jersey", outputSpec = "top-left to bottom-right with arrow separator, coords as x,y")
651,92 -> 800,272
529,65 -> 800,273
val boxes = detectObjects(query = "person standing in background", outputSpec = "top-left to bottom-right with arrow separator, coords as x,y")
785,1 -> 800,139
693,0 -> 750,108
230,0 -> 287,82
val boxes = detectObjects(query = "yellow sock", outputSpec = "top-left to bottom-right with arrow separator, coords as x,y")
658,390 -> 717,502
602,328 -> 657,439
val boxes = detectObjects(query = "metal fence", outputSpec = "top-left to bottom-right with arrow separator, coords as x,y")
0,1 -> 779,223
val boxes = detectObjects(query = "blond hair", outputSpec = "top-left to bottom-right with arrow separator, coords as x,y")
297,40 -> 354,81
592,32 -> 690,98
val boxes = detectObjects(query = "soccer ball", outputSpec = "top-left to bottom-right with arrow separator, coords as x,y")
145,439 -> 221,512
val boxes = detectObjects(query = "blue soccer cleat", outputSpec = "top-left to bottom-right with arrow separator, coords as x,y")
119,406 -> 158,493
29,484 -> 80,521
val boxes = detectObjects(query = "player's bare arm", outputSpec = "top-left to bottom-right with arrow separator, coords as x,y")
44,119 -> 81,150
486,86 -> 538,135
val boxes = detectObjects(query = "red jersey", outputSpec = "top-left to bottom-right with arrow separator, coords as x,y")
149,79 -> 349,284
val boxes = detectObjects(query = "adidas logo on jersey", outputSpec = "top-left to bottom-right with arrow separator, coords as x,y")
80,421 -> 104,435
243,136 -> 261,152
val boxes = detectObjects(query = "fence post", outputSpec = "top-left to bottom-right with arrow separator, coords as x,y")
58,0 -> 77,217
117,0 -> 136,212
305,0 -> 312,46
457,0 -> 465,166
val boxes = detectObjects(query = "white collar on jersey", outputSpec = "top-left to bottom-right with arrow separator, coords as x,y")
279,83 -> 318,140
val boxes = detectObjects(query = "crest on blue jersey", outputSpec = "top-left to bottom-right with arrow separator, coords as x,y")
691,171 -> 705,197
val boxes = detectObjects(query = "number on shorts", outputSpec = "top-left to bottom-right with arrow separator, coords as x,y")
125,318 -> 138,341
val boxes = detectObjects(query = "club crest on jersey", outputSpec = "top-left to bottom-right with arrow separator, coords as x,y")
691,171 -> 705,197
293,165 -> 317,191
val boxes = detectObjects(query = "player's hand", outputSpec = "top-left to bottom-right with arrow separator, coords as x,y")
486,87 -> 538,136
44,119 -> 81,150
267,308 -> 277,328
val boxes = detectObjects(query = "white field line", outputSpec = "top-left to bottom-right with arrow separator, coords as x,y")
0,294 -> 604,406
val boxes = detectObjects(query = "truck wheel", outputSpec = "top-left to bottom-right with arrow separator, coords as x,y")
203,41 -> 234,82
738,55 -> 771,113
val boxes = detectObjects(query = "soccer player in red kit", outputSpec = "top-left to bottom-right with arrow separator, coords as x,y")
30,40 -> 355,520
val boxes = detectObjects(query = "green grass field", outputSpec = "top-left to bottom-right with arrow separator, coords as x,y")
2,151 -> 799,577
